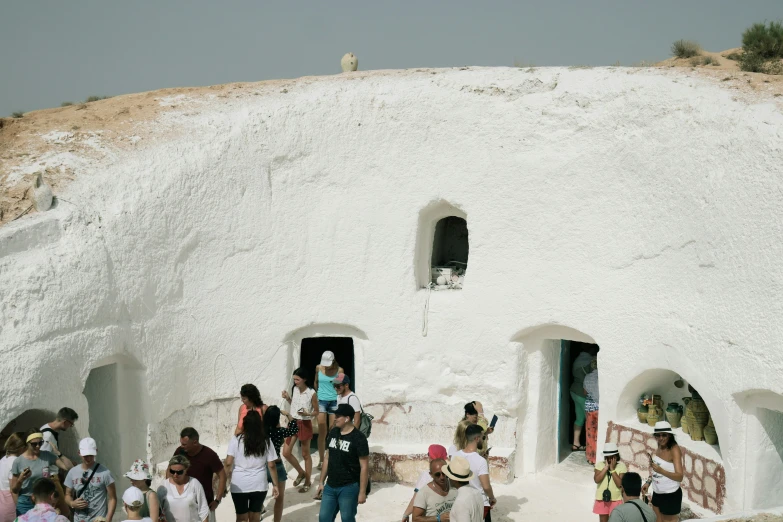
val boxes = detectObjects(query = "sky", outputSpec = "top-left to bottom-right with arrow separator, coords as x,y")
1,1 -> 781,117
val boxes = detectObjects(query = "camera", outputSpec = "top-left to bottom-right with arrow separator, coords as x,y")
602,488 -> 612,502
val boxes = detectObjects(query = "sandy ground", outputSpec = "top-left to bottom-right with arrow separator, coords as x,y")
214,452 -> 600,522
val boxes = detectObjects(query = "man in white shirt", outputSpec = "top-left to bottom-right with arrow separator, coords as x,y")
334,374 -> 362,426
442,456 -> 483,522
40,407 -> 78,517
454,425 -> 496,521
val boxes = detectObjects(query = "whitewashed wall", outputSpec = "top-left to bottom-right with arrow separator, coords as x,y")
1,67 -> 782,512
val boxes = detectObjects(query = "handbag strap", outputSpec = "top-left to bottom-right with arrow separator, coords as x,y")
73,463 -> 100,499
630,500 -> 648,522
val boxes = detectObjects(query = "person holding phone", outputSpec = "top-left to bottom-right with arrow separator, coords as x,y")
463,402 -> 493,458
10,430 -> 72,516
642,421 -> 683,522
281,367 -> 319,493
592,443 -> 626,521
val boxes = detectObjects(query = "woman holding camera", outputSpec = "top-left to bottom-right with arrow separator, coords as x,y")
592,443 -> 626,521
643,421 -> 684,522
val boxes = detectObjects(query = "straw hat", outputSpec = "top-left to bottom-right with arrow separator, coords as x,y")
442,456 -> 475,482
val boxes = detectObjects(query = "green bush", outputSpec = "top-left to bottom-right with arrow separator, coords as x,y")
11,111 -> 24,118
739,51 -> 768,73
672,39 -> 701,58
742,21 -> 783,59
61,101 -> 73,107
725,52 -> 742,61
84,95 -> 110,103
702,55 -> 718,66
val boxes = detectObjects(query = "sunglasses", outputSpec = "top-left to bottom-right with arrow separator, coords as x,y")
170,469 -> 185,476
432,472 -> 444,478
30,442 -> 43,448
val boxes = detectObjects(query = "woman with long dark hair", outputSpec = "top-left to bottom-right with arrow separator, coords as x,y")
281,367 -> 318,494
642,421 -> 684,522
226,411 -> 278,522
262,406 -> 299,522
235,384 -> 267,436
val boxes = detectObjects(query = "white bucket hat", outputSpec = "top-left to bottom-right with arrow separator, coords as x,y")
320,351 -> 335,367
124,459 -> 152,481
603,442 -> 620,456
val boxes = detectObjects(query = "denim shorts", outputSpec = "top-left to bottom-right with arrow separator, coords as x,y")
266,459 -> 288,483
318,399 -> 338,414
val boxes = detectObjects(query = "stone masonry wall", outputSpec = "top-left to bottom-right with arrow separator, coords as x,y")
607,421 -> 726,514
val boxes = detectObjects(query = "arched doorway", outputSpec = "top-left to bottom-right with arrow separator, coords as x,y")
0,409 -> 80,460
510,324 -> 596,475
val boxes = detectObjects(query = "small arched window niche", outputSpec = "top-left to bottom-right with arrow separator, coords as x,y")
415,201 -> 469,290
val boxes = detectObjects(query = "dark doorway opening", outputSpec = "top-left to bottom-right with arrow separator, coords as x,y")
558,341 -> 600,461
299,337 -> 355,392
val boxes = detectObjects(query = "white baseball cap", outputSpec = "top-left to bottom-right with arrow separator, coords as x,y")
122,486 -> 144,507
79,438 -> 97,456
320,351 -> 335,367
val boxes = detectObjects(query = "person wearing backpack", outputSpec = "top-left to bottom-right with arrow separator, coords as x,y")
334,374 -> 374,439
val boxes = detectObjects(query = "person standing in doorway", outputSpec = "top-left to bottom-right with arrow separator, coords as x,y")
584,363 -> 600,465
64,437 -> 117,522
334,374 -> 362,426
281,367 -> 318,493
173,428 -> 226,522
442,456 -> 483,522
316,404 -> 369,522
10,430 -> 72,516
235,384 -> 267,436
40,407 -> 78,518
454,425 -> 496,521
314,351 -> 343,472
570,345 -> 597,452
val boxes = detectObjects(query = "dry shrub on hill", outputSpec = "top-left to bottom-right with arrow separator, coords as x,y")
672,39 -> 701,58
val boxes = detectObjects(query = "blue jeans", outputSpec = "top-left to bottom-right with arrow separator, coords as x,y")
318,482 -> 359,522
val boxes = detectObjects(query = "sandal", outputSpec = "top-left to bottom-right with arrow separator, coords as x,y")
299,483 -> 311,493
293,474 -> 305,487
313,489 -> 322,501
571,445 -> 586,451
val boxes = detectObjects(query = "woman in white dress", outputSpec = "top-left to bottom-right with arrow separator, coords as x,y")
157,455 -> 209,522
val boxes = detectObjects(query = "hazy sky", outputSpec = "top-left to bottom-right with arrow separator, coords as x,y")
1,1 -> 780,117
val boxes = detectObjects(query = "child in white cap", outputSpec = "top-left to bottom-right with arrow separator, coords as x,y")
121,487 -> 152,522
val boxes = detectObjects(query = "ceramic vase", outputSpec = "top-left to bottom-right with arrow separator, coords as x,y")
665,403 -> 682,428
637,407 -> 649,424
703,416 -> 718,444
647,404 -> 660,427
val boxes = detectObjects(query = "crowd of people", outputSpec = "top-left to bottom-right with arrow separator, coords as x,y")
0,348 -> 684,522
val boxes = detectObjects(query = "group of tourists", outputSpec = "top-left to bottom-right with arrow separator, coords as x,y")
398,401 -> 497,522
1,346 -> 684,522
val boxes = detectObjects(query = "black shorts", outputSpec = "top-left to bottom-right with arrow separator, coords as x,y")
230,491 -> 268,514
652,488 -> 682,516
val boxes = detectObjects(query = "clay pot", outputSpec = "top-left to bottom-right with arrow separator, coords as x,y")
637,408 -> 649,424
681,414 -> 690,434
687,397 -> 709,441
652,394 -> 664,411
647,405 -> 661,427
704,424 -> 718,445
665,410 -> 682,428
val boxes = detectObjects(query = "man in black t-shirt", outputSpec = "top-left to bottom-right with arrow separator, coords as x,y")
317,403 -> 369,522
